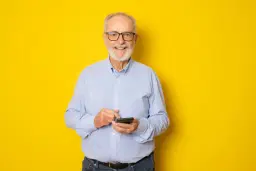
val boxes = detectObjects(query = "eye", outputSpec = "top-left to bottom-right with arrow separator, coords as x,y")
109,32 -> 119,36
124,33 -> 132,37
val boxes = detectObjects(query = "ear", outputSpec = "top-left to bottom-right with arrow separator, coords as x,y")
134,34 -> 139,43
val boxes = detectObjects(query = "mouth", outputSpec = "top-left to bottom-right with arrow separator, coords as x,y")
112,46 -> 128,57
114,47 -> 127,50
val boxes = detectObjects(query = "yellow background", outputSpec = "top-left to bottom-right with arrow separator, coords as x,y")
1,0 -> 255,171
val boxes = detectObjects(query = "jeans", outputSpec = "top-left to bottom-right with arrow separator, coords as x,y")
82,153 -> 155,171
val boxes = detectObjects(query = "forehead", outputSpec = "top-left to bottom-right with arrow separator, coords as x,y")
106,15 -> 134,32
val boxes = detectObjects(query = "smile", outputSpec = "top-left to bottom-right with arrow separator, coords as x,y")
114,47 -> 127,50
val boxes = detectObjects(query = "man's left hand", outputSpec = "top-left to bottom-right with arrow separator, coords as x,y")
112,119 -> 139,134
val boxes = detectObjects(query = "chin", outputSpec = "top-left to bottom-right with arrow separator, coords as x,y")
109,49 -> 133,62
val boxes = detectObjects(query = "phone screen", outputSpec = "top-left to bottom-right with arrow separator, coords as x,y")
115,117 -> 134,124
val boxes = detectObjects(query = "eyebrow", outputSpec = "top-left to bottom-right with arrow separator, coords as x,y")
106,31 -> 135,33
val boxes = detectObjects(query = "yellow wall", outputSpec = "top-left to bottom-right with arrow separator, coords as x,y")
1,0 -> 255,171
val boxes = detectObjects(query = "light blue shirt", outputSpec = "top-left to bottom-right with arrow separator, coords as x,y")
65,57 -> 169,163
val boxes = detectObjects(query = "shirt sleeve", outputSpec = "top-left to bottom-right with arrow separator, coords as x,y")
64,71 -> 97,139
132,69 -> 170,143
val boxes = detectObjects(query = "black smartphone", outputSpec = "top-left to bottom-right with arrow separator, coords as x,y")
115,117 -> 134,124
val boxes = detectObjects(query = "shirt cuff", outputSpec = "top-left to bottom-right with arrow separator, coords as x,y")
75,114 -> 97,138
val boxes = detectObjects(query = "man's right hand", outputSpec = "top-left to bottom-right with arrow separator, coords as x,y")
94,108 -> 120,128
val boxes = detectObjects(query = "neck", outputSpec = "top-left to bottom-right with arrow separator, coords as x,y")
109,57 -> 130,72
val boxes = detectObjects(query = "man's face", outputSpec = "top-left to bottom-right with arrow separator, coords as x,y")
104,16 -> 137,61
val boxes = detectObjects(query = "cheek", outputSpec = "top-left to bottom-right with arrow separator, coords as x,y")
104,39 -> 115,49
127,40 -> 136,48
108,42 -> 116,49
127,42 -> 135,49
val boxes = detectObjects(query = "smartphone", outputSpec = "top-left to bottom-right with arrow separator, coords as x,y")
115,117 -> 134,124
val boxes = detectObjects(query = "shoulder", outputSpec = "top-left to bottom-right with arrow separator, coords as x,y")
132,60 -> 153,73
75,59 -> 107,81
84,59 -> 106,72
131,60 -> 157,77
80,59 -> 106,75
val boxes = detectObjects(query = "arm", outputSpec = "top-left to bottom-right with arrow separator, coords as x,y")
132,69 -> 170,143
64,71 -> 97,139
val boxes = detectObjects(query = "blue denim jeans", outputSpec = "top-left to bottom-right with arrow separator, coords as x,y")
82,153 -> 155,171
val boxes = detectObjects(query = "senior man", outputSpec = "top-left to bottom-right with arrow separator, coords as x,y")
65,12 -> 169,171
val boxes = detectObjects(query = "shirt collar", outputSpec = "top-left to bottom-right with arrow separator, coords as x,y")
106,56 -> 133,74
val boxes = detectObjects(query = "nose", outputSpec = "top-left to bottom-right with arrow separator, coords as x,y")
117,34 -> 125,44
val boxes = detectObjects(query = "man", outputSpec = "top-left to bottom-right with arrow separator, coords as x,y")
65,12 -> 169,171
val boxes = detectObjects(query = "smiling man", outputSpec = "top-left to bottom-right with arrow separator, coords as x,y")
65,12 -> 169,171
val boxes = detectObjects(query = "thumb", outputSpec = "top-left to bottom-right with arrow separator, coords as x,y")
113,109 -> 120,118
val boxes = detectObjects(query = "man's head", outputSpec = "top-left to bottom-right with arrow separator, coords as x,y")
103,12 -> 137,62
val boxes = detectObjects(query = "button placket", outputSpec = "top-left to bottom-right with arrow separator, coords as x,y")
110,76 -> 121,161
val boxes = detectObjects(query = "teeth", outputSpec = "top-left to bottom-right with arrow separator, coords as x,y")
115,47 -> 126,50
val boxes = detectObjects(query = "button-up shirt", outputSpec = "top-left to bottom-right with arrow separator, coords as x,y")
65,57 -> 169,163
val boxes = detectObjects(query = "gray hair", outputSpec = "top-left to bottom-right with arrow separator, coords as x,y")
104,12 -> 136,33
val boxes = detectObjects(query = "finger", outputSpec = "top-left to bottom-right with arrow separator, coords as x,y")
102,117 -> 111,125
104,109 -> 116,114
112,121 -> 121,132
113,126 -> 124,133
131,119 -> 138,126
113,112 -> 120,119
115,123 -> 133,129
113,109 -> 120,118
104,110 -> 120,121
105,109 -> 120,118
99,117 -> 111,126
113,121 -> 133,133
112,122 -> 129,133
102,111 -> 115,121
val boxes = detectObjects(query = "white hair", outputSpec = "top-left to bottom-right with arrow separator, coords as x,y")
104,12 -> 136,33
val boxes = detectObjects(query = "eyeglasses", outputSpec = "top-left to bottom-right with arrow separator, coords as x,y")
105,31 -> 136,41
